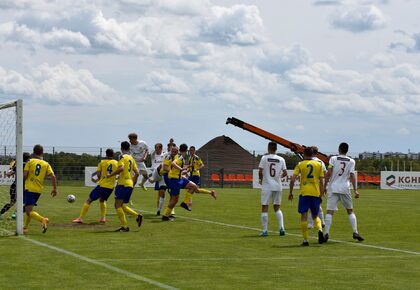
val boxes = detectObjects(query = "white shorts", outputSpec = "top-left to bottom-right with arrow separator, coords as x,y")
137,162 -> 148,174
261,190 -> 282,206
326,192 -> 353,211
151,168 -> 166,187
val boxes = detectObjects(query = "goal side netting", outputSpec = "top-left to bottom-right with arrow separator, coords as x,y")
0,100 -> 23,236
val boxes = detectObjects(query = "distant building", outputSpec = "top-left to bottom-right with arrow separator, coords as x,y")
359,151 -> 420,160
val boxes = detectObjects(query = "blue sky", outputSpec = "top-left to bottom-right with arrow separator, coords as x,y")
0,0 -> 419,154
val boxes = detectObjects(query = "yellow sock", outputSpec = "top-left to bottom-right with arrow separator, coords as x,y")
29,211 -> 44,223
301,221 -> 309,241
99,201 -> 107,218
183,192 -> 193,203
314,217 -> 322,231
164,207 -> 172,217
80,203 -> 91,219
116,207 -> 128,227
24,214 -> 31,228
197,188 -> 210,194
122,205 -> 138,217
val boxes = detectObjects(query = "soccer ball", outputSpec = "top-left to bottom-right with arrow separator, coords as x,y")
67,194 -> 76,203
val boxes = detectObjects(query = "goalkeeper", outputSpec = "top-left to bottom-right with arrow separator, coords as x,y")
0,152 -> 30,219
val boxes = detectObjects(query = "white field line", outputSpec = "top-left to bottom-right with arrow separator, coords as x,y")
18,235 -> 179,290
140,209 -> 420,256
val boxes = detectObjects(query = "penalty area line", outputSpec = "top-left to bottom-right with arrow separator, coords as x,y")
19,235 -> 179,290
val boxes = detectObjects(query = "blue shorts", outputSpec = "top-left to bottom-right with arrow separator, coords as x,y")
298,195 -> 321,215
188,175 -> 200,186
89,186 -> 113,201
24,190 -> 41,206
115,185 -> 134,203
167,178 -> 190,196
154,181 -> 167,191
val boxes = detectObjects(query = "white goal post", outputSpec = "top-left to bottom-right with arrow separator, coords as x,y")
0,99 -> 23,236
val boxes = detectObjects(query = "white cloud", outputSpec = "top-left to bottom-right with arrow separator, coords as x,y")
0,63 -> 118,105
137,71 -> 191,94
390,31 -> 420,53
370,53 -> 396,68
329,5 -> 386,32
398,127 -> 410,135
200,5 -> 264,46
258,44 -> 311,74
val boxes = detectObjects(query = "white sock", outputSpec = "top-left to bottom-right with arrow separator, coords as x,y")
275,210 -> 284,230
348,213 -> 358,233
325,214 -> 333,235
307,214 -> 313,226
158,197 -> 165,211
318,207 -> 325,224
261,212 -> 268,232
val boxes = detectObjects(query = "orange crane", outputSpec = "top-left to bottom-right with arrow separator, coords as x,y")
226,117 -> 329,165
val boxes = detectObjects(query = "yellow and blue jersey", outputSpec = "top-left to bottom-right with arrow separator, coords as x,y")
117,154 -> 138,188
24,158 -> 54,194
168,154 -> 185,179
293,159 -> 324,197
97,159 -> 118,189
189,155 -> 203,177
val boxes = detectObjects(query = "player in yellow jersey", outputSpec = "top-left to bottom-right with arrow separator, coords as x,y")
289,147 -> 325,246
107,141 -> 142,232
179,145 -> 205,211
23,144 -> 57,234
72,149 -> 118,224
162,144 -> 216,221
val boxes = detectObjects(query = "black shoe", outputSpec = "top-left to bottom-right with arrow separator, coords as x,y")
324,233 -> 329,243
156,210 -> 160,216
115,227 -> 129,232
169,214 -> 176,219
353,232 -> 364,242
318,230 -> 324,244
180,202 -> 191,211
136,214 -> 143,228
301,241 -> 309,246
162,216 -> 174,221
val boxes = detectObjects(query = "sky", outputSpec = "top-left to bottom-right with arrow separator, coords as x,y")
0,0 -> 419,154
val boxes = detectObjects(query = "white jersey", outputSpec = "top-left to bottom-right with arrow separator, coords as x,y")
313,156 -> 327,172
151,151 -> 164,170
327,155 -> 356,194
258,154 -> 287,191
129,141 -> 148,164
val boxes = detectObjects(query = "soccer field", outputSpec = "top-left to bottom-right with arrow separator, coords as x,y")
1,187 -> 419,289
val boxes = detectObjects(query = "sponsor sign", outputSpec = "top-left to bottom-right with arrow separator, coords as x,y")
381,171 -> 420,190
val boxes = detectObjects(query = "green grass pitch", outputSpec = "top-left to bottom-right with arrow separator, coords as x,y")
1,187 -> 419,289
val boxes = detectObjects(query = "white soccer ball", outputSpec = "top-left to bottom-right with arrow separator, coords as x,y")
67,194 -> 76,203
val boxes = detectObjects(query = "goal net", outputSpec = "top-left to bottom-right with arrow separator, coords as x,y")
0,100 -> 23,236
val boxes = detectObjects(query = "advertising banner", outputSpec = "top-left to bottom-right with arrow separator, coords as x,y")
380,171 -> 420,190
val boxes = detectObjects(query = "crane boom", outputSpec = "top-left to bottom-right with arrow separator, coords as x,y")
226,117 -> 329,165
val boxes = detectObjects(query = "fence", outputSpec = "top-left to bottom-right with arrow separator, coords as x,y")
0,145 -> 389,188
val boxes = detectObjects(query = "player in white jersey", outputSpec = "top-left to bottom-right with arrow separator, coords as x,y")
149,143 -> 167,215
128,132 -> 149,191
258,142 -> 288,237
323,142 -> 364,242
307,146 -> 326,229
